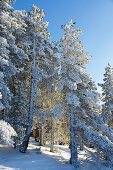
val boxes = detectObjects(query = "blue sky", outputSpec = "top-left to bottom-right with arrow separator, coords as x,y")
12,0 -> 113,90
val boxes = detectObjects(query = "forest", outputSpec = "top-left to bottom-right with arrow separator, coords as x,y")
0,0 -> 113,169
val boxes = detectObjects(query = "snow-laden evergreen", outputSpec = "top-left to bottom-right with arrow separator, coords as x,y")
98,63 -> 113,128
59,20 -> 91,167
59,20 -> 113,167
0,0 -> 28,112
19,5 -> 58,153
0,120 -> 17,146
76,72 -> 113,143
6,79 -> 28,143
0,71 -> 11,112
0,2 -> 112,168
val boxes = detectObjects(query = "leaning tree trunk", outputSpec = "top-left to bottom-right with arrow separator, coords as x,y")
50,118 -> 54,152
70,105 -> 79,167
19,38 -> 36,153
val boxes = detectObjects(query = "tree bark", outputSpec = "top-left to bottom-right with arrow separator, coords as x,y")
50,118 -> 54,152
35,127 -> 39,142
40,125 -> 45,146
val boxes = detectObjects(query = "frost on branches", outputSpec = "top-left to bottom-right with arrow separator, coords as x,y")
99,63 -> 113,128
0,120 -> 17,146
59,20 -> 113,167
59,20 -> 91,167
6,80 -> 28,143
0,72 -> 11,112
19,5 -> 58,153
0,0 -> 28,113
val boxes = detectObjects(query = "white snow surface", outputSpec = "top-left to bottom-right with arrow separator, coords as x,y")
0,138 -> 111,170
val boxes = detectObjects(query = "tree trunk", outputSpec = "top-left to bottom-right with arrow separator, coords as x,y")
50,118 -> 54,152
19,38 -> 36,153
40,125 -> 45,146
70,105 -> 79,167
35,127 -> 39,142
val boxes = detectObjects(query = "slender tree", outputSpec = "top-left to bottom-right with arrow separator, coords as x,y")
98,63 -> 113,128
58,20 -> 91,167
59,20 -> 113,166
19,5 -> 58,153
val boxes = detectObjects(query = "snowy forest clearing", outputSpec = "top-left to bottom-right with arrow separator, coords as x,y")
0,0 -> 113,169
0,139 -> 111,170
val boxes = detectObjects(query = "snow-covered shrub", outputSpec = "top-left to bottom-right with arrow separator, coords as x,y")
0,120 -> 17,146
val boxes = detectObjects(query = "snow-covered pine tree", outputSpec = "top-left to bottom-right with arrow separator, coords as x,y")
7,77 -> 28,143
0,72 -> 10,117
0,36 -> 16,113
74,71 -> 113,164
59,20 -> 113,166
19,5 -> 58,153
98,63 -> 113,128
58,20 -> 91,167
0,0 -> 28,116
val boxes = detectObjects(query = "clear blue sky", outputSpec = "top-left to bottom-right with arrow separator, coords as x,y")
12,0 -> 113,90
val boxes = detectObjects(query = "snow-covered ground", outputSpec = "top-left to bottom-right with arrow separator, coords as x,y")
0,139 -> 112,170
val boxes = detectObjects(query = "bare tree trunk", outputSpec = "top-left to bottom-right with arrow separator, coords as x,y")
35,127 -> 39,142
19,38 -> 36,153
50,118 -> 54,152
40,125 -> 45,146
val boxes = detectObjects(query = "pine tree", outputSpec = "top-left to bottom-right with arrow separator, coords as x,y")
0,72 -> 10,116
59,20 -> 113,166
74,74 -> 113,164
7,77 -> 28,143
98,63 -> 113,128
19,5 -> 58,153
58,20 -> 91,167
0,0 -> 28,116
